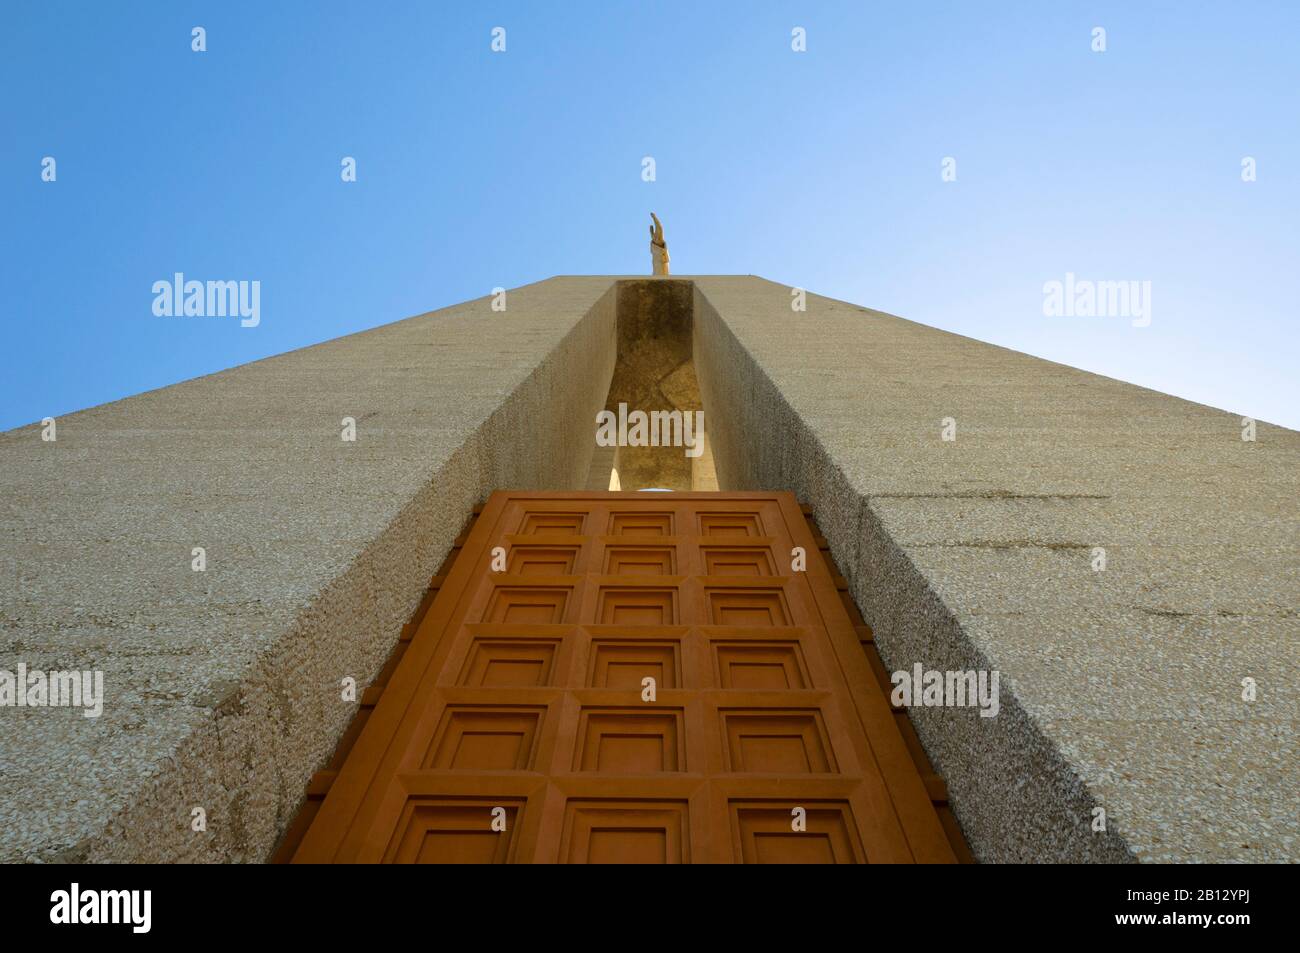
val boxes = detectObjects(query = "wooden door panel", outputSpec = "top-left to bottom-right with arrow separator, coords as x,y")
293,491 -> 956,864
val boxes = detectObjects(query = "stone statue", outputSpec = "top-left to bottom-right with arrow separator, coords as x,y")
649,212 -> 670,276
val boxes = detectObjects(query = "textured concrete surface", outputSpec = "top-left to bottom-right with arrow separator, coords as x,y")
0,277 -> 617,861
692,276 -> 1298,863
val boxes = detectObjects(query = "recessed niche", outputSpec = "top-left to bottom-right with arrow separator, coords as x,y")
383,800 -> 523,864
458,638 -> 561,687
698,513 -> 763,537
561,800 -> 689,863
506,545 -> 580,575
602,545 -> 676,575
484,586 -> 571,624
720,709 -> 835,774
608,512 -> 674,536
424,706 -> 545,771
573,708 -> 684,773
596,587 -> 677,625
705,588 -> 790,626
519,512 -> 586,535
701,545 -> 776,576
713,641 -> 809,689
730,802 -> 863,864
583,279 -> 718,493
588,640 -> 680,689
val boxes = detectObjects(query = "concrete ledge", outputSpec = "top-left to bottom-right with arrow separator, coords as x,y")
693,275 -> 1298,863
0,277 -> 617,861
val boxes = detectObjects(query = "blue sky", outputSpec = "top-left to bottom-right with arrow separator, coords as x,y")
3,1 -> 1297,430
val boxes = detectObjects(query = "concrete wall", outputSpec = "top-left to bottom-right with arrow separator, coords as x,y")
0,277 -> 617,861
692,276 -> 1298,863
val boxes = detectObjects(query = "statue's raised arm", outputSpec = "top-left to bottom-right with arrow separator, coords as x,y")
649,212 -> 670,276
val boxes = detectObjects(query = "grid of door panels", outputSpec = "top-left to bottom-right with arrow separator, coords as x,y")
300,493 -> 952,863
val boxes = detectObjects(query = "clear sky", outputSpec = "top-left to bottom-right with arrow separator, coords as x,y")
3,2 -> 1297,431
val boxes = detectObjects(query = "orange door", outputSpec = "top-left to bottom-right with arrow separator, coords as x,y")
293,491 -> 955,863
